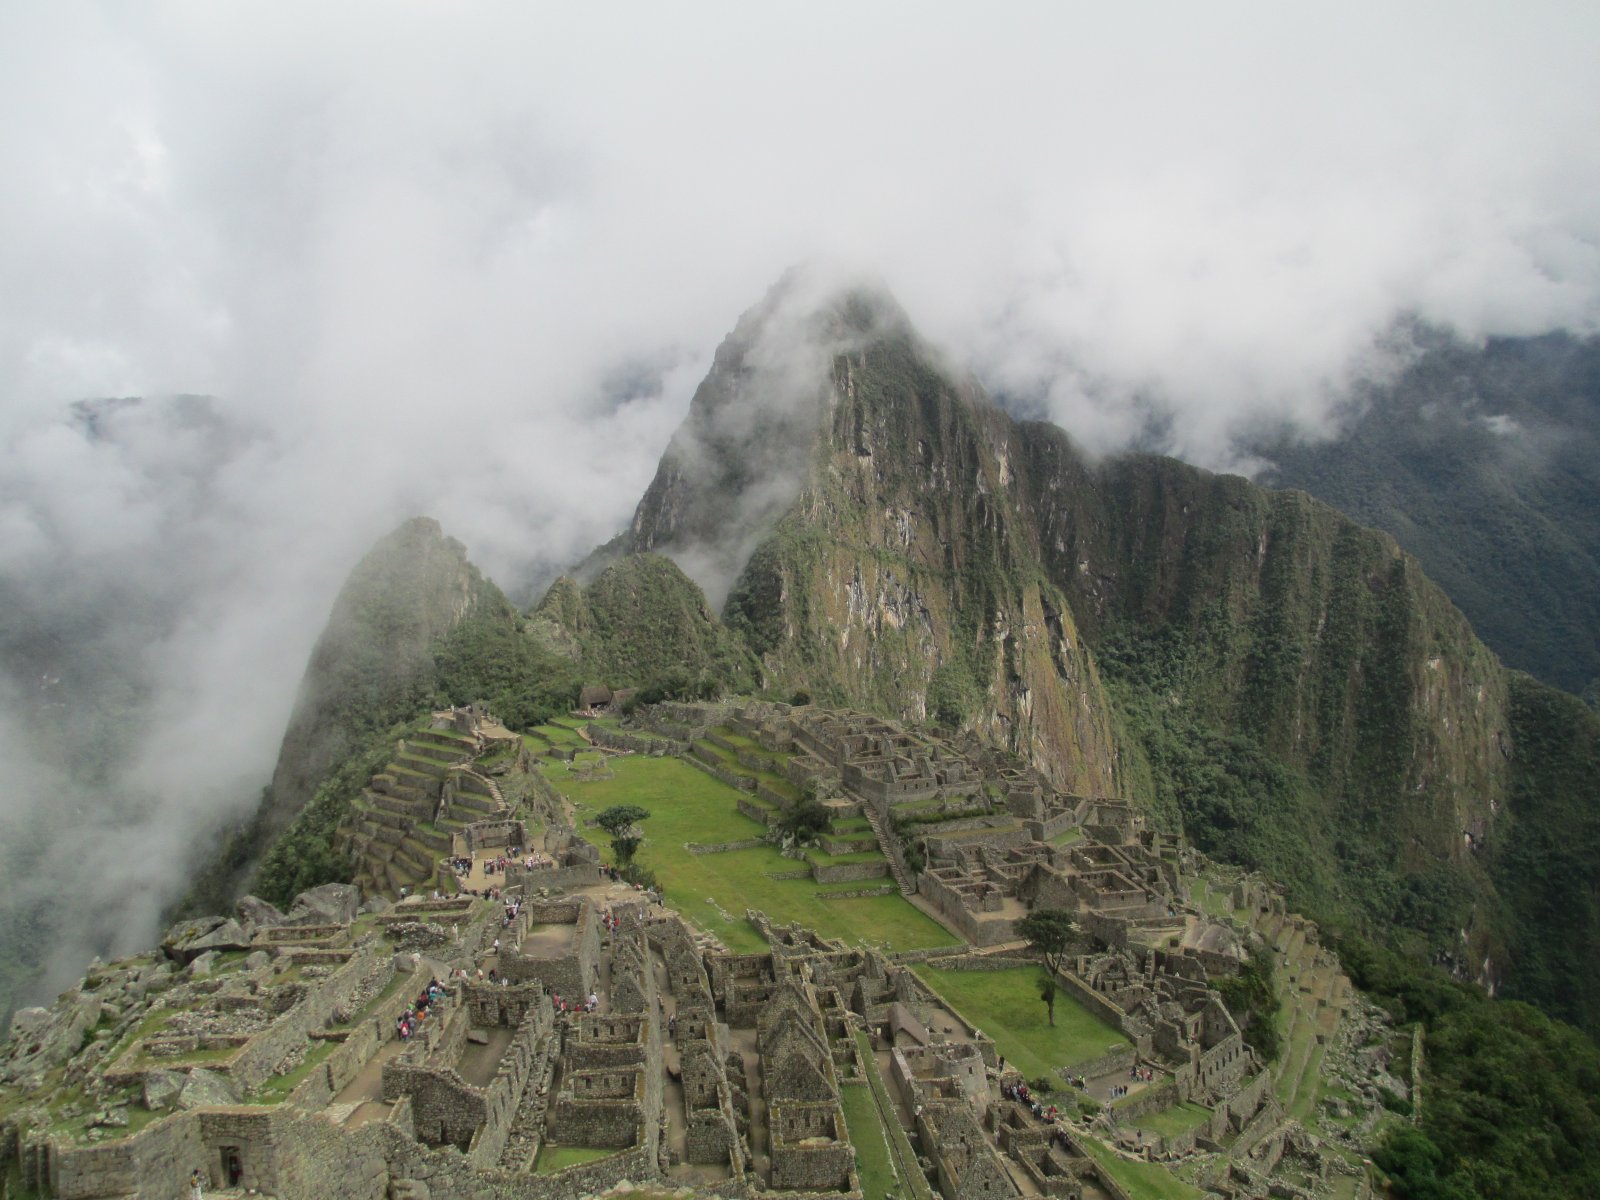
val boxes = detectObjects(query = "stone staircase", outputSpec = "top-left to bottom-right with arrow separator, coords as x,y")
861,803 -> 917,896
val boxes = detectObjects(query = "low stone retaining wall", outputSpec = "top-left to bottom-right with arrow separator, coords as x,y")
1057,967 -> 1135,1038
1062,1043 -> 1137,1082
737,798 -> 775,826
683,753 -> 756,793
815,884 -> 898,899
685,838 -> 766,855
811,859 -> 889,884
588,726 -> 685,756
919,953 -> 1036,970
756,782 -> 797,809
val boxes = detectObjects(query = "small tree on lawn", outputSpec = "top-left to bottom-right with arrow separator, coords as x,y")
1016,908 -> 1082,1027
596,804 -> 650,866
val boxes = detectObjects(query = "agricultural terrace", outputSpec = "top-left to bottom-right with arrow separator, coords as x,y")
537,754 -> 958,955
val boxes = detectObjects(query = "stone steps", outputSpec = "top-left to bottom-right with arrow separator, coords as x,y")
371,775 -> 432,805
861,802 -> 917,896
395,751 -> 450,779
400,832 -> 442,862
449,790 -> 500,818
411,730 -> 473,757
410,826 -> 453,854
391,842 -> 432,880
369,791 -> 431,821
383,766 -> 444,798
454,773 -> 496,800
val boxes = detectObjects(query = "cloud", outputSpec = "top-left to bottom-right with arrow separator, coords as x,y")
1,0 -> 1599,1006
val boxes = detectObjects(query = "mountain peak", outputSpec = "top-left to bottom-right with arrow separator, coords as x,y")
618,272 -> 943,605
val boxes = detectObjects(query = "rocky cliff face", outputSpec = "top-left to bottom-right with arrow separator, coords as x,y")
620,279 -> 1122,794
623,279 -> 1525,976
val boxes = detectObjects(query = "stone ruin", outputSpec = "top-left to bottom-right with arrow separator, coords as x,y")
1,698 -> 1371,1200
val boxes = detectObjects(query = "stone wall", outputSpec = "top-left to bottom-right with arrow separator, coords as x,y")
551,1071 -> 645,1147
381,1061 -> 486,1148
685,751 -> 757,793
738,797 -> 776,825
497,902 -> 599,998
769,1102 -> 853,1191
224,951 -> 392,1094
466,820 -> 529,853
269,1108 -> 390,1200
466,1005 -> 550,1168
1061,1043 -> 1137,1081
921,825 -> 1031,858
1207,1066 -> 1272,1141
757,782 -> 800,809
1055,967 -> 1134,1038
588,726 -> 686,756
687,837 -> 767,855
811,859 -> 890,884
466,982 -> 547,1028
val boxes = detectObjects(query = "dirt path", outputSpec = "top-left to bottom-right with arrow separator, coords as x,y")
332,1037 -> 407,1106
458,1026 -> 516,1088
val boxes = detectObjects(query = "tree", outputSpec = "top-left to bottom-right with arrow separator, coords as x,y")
779,797 -> 830,843
596,804 -> 651,866
1017,908 -> 1082,1027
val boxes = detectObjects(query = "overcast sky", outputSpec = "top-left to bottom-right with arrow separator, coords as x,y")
2,1 -> 1598,999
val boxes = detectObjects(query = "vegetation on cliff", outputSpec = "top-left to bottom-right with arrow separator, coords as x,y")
1342,937 -> 1600,1200
535,553 -> 759,698
1256,329 -> 1600,697
1491,675 -> 1600,1035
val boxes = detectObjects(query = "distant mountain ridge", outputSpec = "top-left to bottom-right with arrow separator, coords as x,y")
1254,328 -> 1600,697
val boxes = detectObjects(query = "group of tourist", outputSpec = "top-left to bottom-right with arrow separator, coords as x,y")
1128,1065 -> 1155,1084
395,978 -> 447,1040
551,990 -> 600,1015
1002,1079 -> 1064,1123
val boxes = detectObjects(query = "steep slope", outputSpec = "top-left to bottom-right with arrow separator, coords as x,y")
1492,675 -> 1600,1034
615,278 -> 1582,1015
265,516 -> 517,829
623,280 -> 1121,794
1023,438 -> 1508,947
1254,329 -> 1600,695
183,517 -> 518,911
534,553 -> 758,695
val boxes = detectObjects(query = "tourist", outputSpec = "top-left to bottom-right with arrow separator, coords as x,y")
190,1168 -> 204,1199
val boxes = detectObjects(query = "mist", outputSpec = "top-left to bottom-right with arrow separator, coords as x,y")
3,1 -> 1599,1012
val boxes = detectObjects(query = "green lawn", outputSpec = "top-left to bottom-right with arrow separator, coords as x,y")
548,756 -> 957,955
1131,1101 -> 1212,1139
839,1084 -> 898,1200
533,1145 -> 617,1173
913,966 -> 1129,1081
1077,1135 -> 1204,1200
529,724 -> 587,748
1188,878 -> 1239,920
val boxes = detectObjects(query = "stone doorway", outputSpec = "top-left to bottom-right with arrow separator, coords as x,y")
220,1146 -> 243,1188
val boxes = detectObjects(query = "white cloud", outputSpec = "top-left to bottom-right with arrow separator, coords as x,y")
2,0 -> 1599,1002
